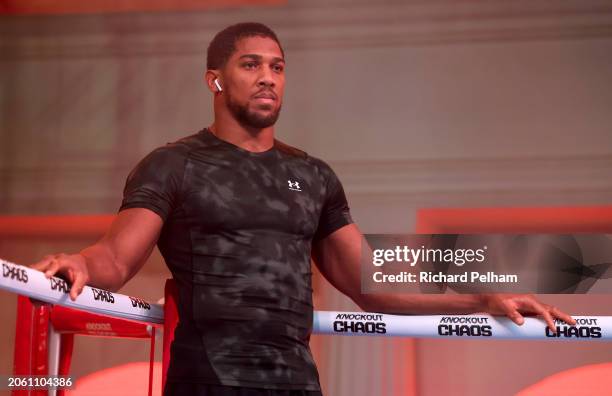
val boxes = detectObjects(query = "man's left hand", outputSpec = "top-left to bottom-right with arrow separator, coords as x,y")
481,294 -> 576,333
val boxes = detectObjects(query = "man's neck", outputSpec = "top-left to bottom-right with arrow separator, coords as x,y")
209,117 -> 275,153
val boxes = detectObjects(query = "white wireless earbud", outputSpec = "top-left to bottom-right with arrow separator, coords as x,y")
214,78 -> 223,92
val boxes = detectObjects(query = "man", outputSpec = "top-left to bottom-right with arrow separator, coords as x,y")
31,22 -> 575,396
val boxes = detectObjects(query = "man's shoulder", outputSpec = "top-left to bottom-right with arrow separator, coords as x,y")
273,139 -> 306,158
166,131 -> 207,152
146,131 -> 206,158
274,139 -> 339,185
130,132 -> 205,174
274,139 -> 330,168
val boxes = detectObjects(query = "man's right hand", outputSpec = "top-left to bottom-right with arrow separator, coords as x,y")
28,208 -> 164,302
31,253 -> 90,301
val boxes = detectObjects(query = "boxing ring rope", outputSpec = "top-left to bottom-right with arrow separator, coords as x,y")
3,259 -> 612,395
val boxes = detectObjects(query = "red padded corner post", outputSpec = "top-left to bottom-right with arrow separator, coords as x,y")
162,279 -> 179,392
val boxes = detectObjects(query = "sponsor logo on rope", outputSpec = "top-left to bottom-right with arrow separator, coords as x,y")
129,297 -> 151,310
333,313 -> 387,334
50,278 -> 70,294
91,288 -> 115,304
2,263 -> 28,284
437,316 -> 492,337
546,318 -> 602,338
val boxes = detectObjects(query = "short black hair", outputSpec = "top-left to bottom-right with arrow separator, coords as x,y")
206,22 -> 284,70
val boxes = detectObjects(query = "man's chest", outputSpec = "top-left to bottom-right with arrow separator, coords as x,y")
179,153 -> 325,237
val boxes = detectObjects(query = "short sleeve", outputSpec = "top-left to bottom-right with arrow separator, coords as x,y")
314,164 -> 353,241
119,145 -> 187,222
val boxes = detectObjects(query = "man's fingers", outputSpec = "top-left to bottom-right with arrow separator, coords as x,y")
521,298 -> 556,333
30,256 -> 54,272
44,260 -> 61,278
499,301 -> 525,325
539,308 -> 556,334
30,253 -> 90,301
550,306 -> 576,326
507,310 -> 525,326
487,294 -> 575,332
70,271 -> 88,301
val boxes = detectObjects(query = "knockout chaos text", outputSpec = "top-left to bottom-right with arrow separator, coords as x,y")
91,288 -> 115,304
546,318 -> 601,339
333,313 -> 387,334
2,263 -> 28,283
437,316 -> 492,337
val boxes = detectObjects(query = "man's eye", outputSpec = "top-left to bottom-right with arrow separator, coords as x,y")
272,64 -> 284,73
244,62 -> 257,69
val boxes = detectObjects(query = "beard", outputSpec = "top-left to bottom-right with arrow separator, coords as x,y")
226,88 -> 282,129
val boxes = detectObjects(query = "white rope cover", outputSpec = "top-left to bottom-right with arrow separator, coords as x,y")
2,259 -> 610,340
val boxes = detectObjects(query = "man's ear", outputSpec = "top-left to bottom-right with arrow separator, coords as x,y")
204,70 -> 222,93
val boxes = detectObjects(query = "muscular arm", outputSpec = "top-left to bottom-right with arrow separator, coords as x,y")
31,208 -> 163,299
312,223 -> 576,331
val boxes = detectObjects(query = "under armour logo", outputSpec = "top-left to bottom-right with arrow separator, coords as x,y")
288,180 -> 302,191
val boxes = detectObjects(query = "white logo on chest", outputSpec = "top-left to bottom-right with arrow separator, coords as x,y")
287,180 -> 302,191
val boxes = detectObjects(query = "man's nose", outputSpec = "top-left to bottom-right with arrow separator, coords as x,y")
257,66 -> 275,88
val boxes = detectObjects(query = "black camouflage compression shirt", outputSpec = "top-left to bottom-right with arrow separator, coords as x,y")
119,128 -> 353,390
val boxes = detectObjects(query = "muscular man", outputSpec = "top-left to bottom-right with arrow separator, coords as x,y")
31,22 -> 575,396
